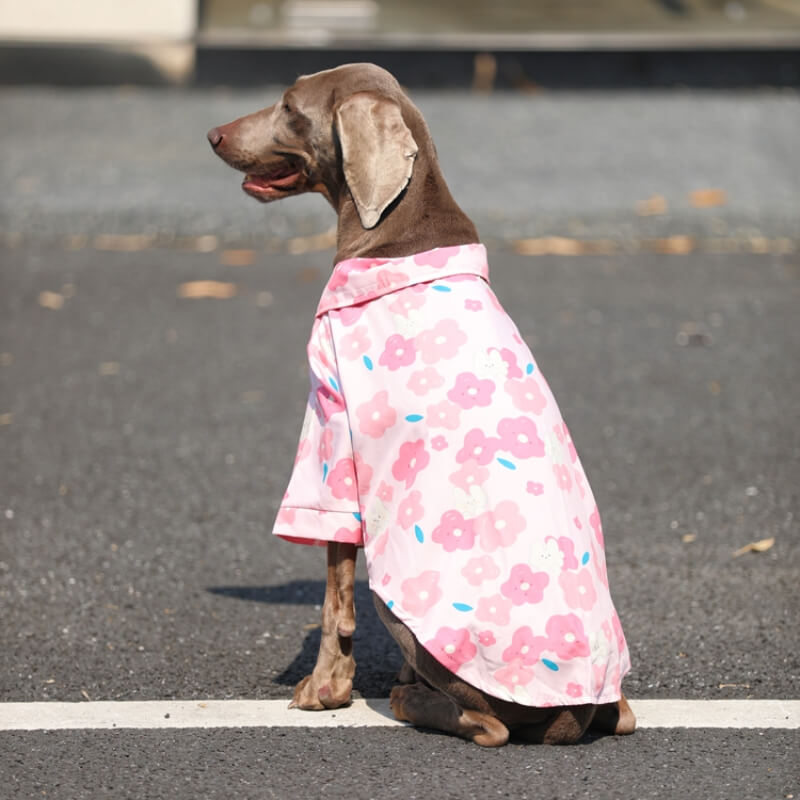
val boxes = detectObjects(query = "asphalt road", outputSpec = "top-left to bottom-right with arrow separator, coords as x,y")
1,85 -> 799,798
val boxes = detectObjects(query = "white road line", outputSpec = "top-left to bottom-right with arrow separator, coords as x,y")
0,699 -> 798,732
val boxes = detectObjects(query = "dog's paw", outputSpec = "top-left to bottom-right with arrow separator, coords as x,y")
289,674 -> 353,710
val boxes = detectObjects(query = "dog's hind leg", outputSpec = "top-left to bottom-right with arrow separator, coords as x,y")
590,694 -> 637,736
513,705 -> 596,745
373,593 -> 509,746
390,682 -> 509,747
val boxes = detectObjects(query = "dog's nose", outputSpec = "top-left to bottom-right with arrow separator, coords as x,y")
207,127 -> 224,149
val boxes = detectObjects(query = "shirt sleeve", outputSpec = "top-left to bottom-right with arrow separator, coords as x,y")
272,314 -> 364,547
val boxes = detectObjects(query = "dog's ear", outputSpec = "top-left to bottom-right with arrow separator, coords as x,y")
335,92 -> 418,229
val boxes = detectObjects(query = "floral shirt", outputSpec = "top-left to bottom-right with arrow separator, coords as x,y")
273,243 -> 630,707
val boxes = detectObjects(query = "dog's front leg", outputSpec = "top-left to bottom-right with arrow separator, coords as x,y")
290,541 -> 357,709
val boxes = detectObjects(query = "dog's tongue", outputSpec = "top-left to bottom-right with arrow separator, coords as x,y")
245,170 -> 299,190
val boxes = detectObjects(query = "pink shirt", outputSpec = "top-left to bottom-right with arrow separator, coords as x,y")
273,243 -> 630,707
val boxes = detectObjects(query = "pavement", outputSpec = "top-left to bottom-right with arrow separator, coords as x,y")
1,85 -> 799,798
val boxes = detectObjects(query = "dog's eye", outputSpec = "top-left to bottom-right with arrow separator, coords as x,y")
283,101 -> 292,114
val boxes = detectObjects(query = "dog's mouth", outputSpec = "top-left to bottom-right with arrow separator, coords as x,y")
242,165 -> 304,200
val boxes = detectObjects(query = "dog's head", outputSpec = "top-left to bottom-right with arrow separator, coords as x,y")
207,63 -> 419,230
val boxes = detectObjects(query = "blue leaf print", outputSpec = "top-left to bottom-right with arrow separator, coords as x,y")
353,511 -> 362,522
452,603 -> 473,612
497,458 -> 516,470
414,525 -> 424,543
322,463 -> 328,481
387,600 -> 394,610
363,355 -> 373,370
328,376 -> 339,391
431,285 -> 451,292
542,658 -> 559,672
526,363 -> 534,375
582,551 -> 590,566
405,414 -> 424,422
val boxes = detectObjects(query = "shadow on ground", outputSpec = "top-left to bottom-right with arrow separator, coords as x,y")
208,581 -> 403,695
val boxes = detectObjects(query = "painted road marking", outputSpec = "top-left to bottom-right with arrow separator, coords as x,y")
0,699 -> 798,732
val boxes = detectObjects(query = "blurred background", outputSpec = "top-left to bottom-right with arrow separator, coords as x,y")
1,0 -> 799,86
1,5 -> 799,786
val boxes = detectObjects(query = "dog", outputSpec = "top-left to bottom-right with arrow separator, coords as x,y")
208,63 -> 635,746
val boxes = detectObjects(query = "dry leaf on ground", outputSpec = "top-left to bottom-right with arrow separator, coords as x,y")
287,227 -> 336,255
732,537 -> 775,557
689,189 -> 727,208
514,237 -> 617,256
219,249 -> 256,266
645,235 -> 695,255
636,194 -> 668,216
93,234 -> 156,252
178,281 -> 237,299
38,291 -> 65,310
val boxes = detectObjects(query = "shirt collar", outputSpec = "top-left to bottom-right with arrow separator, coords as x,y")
316,243 -> 488,316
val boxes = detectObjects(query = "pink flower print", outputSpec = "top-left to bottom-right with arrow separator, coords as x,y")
275,507 -> 296,527
544,614 -> 591,660
294,437 -> 311,465
496,417 -> 545,459
475,500 -> 526,552
566,682 -> 584,699
356,390 -> 397,439
416,319 -> 467,364
426,399 -> 461,430
379,333 -> 417,371
478,630 -> 496,647
431,435 -> 448,451
494,659 -> 534,694
339,325 -> 371,361
388,289 -> 426,316
500,564 -> 549,606
318,427 -> 334,463
612,611 -> 626,654
475,594 -> 513,626
553,464 -> 573,493
432,510 -> 476,553
497,347 -> 523,379
327,457 -> 358,501
353,452 -> 372,494
377,481 -> 394,502
464,298 -> 482,311
407,367 -> 445,396
334,525 -> 362,543
449,459 -> 489,492
414,245 -> 460,268
426,626 -> 477,673
391,439 -> 430,489
455,429 -> 500,466
573,468 -> 586,499
397,490 -> 424,530
447,372 -> 495,410
526,481 -> 544,496
555,536 -> 580,570
372,530 -> 389,556
401,570 -> 442,617
501,626 -> 544,666
375,269 -> 409,291
556,422 -> 578,463
337,305 -> 364,327
327,261 -> 358,292
461,555 -> 500,586
559,568 -> 598,612
505,377 -> 547,415
590,506 -> 604,547
602,620 -> 613,643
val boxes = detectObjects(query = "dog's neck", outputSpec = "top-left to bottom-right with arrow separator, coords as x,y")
332,115 -> 479,264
